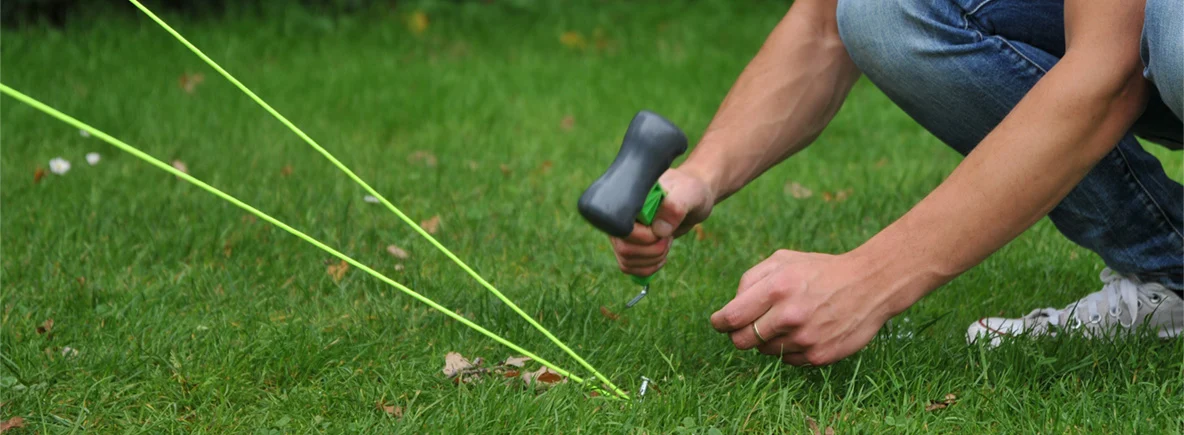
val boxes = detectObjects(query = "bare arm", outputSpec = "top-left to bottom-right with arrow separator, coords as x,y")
612,0 -> 862,277
857,0 -> 1150,311
680,0 -> 861,203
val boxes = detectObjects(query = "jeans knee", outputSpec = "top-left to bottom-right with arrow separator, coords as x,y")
836,0 -> 953,82
1143,0 -> 1183,117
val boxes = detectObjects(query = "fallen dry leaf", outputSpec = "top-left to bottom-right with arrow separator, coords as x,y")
386,245 -> 410,260
599,305 -> 620,321
539,160 -> 553,174
822,188 -> 853,203
37,318 -> 53,335
692,224 -> 712,241
376,401 -> 404,419
178,72 -> 205,94
0,416 -> 25,432
408,150 -> 438,167
171,160 -> 189,174
408,11 -> 429,35
420,215 -> 441,234
281,164 -> 294,177
785,181 -> 814,199
442,352 -> 477,378
33,167 -> 46,184
501,356 -> 531,368
327,260 -> 350,282
521,366 -> 567,387
805,417 -> 834,435
560,31 -> 587,50
499,164 -> 512,176
560,115 -> 575,131
925,393 -> 957,412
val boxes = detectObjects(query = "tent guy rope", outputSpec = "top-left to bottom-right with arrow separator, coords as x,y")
122,0 -> 626,399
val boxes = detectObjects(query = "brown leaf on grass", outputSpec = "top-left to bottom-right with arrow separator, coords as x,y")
822,188 -> 853,203
805,417 -> 834,435
559,31 -> 587,50
386,245 -> 410,260
281,164 -> 294,177
178,72 -> 205,94
501,356 -> 531,368
521,366 -> 567,387
408,150 -> 438,167
37,318 -> 53,335
442,352 -> 477,378
327,260 -> 350,282
925,393 -> 957,412
33,167 -> 46,184
560,115 -> 575,131
0,416 -> 25,432
420,215 -> 441,234
784,181 -> 813,199
171,160 -> 189,174
376,401 -> 404,419
599,305 -> 620,321
875,157 -> 889,168
407,11 -> 429,35
692,224 -> 713,241
499,164 -> 512,176
539,160 -> 553,175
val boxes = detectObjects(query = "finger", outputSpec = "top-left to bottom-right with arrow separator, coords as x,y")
756,335 -> 806,356
612,237 -> 671,259
710,266 -> 784,332
736,257 -> 783,296
729,309 -> 791,351
621,254 -> 666,269
622,222 -> 660,244
620,259 -> 666,278
781,353 -> 810,366
650,181 -> 688,239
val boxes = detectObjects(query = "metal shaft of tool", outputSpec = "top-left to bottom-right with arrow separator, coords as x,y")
625,285 -> 648,308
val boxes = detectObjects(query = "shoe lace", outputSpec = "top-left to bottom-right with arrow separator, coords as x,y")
1037,268 -> 1141,329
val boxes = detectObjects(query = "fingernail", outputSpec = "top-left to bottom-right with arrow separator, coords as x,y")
652,220 -> 674,237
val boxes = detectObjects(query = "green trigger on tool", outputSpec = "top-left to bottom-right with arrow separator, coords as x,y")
631,183 -> 665,287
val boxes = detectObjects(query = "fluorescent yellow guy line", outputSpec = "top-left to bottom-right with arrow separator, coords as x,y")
123,0 -> 628,399
0,83 -> 622,400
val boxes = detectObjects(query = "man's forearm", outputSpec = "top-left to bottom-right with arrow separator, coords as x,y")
680,0 -> 861,203
855,53 -> 1150,311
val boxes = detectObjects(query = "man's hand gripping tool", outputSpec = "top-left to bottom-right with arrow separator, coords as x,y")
578,110 -> 688,307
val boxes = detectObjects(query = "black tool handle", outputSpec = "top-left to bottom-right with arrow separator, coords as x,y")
578,110 -> 688,238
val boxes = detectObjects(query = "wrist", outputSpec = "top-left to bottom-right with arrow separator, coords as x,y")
848,237 -> 948,317
677,153 -> 727,206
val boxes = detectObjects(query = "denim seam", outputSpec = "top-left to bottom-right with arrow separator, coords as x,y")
1113,145 -> 1184,240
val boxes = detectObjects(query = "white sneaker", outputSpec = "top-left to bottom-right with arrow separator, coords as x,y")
967,268 -> 1184,346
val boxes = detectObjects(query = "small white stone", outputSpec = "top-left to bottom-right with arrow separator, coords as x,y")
86,152 -> 101,165
61,346 -> 79,357
49,157 -> 71,175
363,195 -> 379,203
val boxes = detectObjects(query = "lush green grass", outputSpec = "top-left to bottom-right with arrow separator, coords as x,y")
3,1 -> 1182,433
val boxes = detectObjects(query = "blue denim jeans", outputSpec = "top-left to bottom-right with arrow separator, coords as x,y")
835,0 -> 1184,292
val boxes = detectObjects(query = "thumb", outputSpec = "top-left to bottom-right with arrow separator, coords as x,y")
650,196 -> 687,239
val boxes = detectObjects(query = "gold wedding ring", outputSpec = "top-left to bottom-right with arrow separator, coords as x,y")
753,323 -> 767,344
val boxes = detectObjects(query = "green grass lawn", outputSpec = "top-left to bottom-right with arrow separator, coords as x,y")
2,1 -> 1182,433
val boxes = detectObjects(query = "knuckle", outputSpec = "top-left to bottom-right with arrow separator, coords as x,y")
790,330 -> 816,347
805,349 -> 831,366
